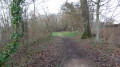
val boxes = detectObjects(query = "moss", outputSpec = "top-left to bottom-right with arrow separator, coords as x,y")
81,32 -> 87,39
81,32 -> 92,39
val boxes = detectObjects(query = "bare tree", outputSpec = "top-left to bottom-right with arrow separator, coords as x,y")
96,0 -> 101,42
95,0 -> 110,42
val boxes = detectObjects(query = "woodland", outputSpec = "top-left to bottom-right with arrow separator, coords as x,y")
0,0 -> 120,67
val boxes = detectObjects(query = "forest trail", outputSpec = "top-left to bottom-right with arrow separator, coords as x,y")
58,36 -> 97,67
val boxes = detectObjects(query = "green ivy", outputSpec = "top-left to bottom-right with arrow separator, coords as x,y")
0,0 -> 24,66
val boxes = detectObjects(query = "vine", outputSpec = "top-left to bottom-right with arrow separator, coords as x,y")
0,0 -> 24,66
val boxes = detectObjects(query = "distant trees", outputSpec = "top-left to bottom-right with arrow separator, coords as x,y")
61,2 -> 83,32
61,2 -> 76,31
60,0 -> 93,39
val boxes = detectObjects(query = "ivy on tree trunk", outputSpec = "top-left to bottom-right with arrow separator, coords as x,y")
0,0 -> 24,66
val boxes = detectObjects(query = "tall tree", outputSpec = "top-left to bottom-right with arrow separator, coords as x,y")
80,0 -> 92,39
0,0 -> 23,66
96,0 -> 101,42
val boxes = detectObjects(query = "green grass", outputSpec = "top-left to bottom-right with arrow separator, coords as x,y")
52,31 -> 80,37
60,32 -> 78,37
52,32 -> 60,36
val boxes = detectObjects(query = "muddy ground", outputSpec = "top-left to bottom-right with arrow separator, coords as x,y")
61,37 -> 97,67
11,36 -> 120,67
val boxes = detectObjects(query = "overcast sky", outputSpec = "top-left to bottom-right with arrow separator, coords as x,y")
27,0 -> 120,24
28,0 -> 79,14
100,0 -> 120,24
0,0 -> 119,24
1,0 -> 119,24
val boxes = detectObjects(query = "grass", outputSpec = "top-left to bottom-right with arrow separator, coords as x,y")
52,31 -> 80,37
52,32 -> 60,36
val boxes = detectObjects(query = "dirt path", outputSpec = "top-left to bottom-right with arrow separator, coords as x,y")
59,37 -> 97,67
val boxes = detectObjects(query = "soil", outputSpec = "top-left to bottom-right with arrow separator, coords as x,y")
11,36 -> 120,67
58,37 -> 98,67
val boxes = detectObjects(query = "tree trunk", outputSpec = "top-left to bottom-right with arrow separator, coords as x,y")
80,0 -> 92,39
96,0 -> 100,42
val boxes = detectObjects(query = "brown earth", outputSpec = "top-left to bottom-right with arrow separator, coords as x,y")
11,36 -> 120,67
61,37 -> 97,67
